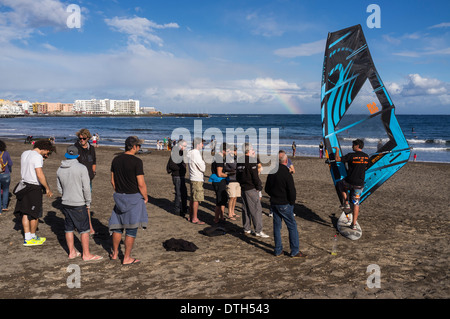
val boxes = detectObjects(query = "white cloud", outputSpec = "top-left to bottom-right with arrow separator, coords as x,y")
0,0 -> 69,43
274,39 -> 325,58
386,74 -> 450,113
0,0 -> 68,28
428,22 -> 450,29
246,12 -> 284,37
104,16 -> 179,47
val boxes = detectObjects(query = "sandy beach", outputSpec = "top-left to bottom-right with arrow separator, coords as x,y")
0,139 -> 448,300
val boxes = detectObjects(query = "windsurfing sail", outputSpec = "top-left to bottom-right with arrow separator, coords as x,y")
321,24 -> 410,204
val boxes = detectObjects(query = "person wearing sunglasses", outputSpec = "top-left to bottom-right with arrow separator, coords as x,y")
74,128 -> 97,236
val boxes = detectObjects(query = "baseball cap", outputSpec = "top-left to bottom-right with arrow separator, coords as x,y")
65,145 -> 79,159
125,136 -> 144,148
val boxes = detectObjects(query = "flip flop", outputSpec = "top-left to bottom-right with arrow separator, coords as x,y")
83,255 -> 103,262
69,251 -> 81,259
123,258 -> 140,265
191,220 -> 205,225
226,216 -> 237,221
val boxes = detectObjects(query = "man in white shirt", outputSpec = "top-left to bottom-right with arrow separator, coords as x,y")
187,137 -> 205,224
14,140 -> 54,246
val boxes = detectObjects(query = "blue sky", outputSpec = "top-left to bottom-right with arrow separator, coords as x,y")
0,0 -> 449,114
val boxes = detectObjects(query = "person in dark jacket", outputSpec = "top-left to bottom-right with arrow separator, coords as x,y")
236,143 -> 269,238
265,152 -> 306,258
167,139 -> 188,217
74,128 -> 97,236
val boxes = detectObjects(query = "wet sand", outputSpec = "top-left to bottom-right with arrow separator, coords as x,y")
0,140 -> 448,300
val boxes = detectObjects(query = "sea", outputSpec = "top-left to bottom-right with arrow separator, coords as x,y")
0,114 -> 449,163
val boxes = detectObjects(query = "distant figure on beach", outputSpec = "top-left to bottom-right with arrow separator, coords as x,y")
265,152 -> 306,258
292,141 -> 296,157
224,144 -> 240,221
333,139 -> 369,230
413,153 -> 417,162
210,138 -> 217,156
319,142 -> 324,159
74,128 -> 97,236
92,134 -> 97,147
187,137 -> 206,225
57,146 -> 102,261
210,143 -> 229,224
167,139 -> 188,217
236,143 -> 269,238
109,136 -> 148,265
0,140 -> 13,213
14,139 -> 55,246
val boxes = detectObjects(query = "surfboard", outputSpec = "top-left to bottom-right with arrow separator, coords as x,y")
337,211 -> 362,240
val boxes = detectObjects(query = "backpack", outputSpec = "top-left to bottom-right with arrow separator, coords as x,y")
0,152 -> 7,173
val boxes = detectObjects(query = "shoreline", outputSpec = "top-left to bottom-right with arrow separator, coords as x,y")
0,139 -> 449,299
0,113 -> 210,118
2,136 -> 449,165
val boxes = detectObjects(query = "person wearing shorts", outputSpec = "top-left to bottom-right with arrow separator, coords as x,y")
333,139 -> 369,229
57,145 -> 102,261
224,144 -> 241,220
14,139 -> 55,246
187,137 -> 205,224
109,136 -> 148,265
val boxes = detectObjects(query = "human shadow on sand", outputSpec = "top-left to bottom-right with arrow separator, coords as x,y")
43,197 -> 112,256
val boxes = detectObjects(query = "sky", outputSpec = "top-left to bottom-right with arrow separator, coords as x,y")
0,0 -> 449,114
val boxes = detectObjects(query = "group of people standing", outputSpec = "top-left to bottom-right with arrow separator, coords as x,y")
167,138 -> 307,258
7,129 -> 147,265
2,129 -> 369,263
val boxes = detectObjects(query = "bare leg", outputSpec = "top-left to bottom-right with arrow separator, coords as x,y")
65,232 -> 78,258
122,235 -> 139,265
110,232 -> 122,260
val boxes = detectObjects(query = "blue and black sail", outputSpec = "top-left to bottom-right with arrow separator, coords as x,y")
321,24 -> 410,204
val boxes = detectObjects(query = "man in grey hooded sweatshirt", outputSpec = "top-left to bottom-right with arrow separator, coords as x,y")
57,145 -> 102,261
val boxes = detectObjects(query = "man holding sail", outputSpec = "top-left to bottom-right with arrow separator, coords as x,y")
333,139 -> 369,230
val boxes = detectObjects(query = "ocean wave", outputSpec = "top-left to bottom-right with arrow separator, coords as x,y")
411,147 -> 450,152
409,138 -> 449,144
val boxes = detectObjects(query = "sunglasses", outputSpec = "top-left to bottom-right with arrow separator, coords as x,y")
79,137 -> 88,140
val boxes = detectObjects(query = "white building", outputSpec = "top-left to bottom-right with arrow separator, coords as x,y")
74,99 -> 140,114
108,99 -> 140,114
74,99 -> 107,114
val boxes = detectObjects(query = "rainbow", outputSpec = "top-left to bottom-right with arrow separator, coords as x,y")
273,91 -> 303,114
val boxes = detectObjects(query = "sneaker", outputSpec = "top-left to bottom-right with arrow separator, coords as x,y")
255,231 -> 269,238
244,229 -> 254,235
23,238 -> 45,246
34,236 -> 47,244
349,223 -> 357,230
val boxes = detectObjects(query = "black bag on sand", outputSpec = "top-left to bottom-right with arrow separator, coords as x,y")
163,238 -> 198,252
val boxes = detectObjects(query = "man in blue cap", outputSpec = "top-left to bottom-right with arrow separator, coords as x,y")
57,145 -> 103,261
